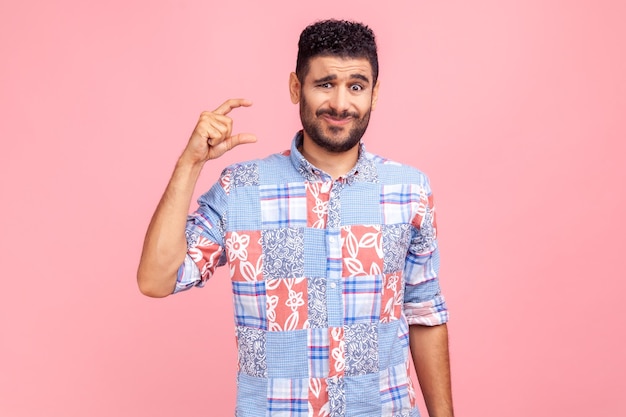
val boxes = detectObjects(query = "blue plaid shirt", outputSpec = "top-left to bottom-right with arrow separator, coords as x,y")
176,132 -> 448,417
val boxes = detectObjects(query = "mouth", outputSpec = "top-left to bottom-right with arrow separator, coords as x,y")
320,114 -> 353,127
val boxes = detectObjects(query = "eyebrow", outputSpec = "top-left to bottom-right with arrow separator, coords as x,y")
350,73 -> 370,83
313,73 -> 371,84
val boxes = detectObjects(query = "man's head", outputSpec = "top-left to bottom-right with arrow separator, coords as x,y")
295,19 -> 379,85
291,20 -> 380,154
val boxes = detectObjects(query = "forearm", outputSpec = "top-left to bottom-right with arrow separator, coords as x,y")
409,323 -> 454,417
137,99 -> 256,297
137,156 -> 204,297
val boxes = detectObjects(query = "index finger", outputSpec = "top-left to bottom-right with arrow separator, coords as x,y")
213,98 -> 253,116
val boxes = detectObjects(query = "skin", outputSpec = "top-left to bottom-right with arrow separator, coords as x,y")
137,56 -> 453,417
289,56 -> 379,179
136,99 -> 256,297
411,323 -> 454,417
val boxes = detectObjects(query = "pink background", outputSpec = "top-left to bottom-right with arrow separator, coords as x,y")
1,0 -> 625,416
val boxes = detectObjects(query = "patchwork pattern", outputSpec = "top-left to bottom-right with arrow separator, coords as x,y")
345,373 -> 381,416
406,359 -> 417,408
327,376 -> 346,417
308,378 -> 330,417
351,156 -> 378,183
219,167 -> 233,195
178,135 -> 447,416
411,199 -> 437,255
377,321 -> 406,370
341,225 -> 383,277
232,163 -> 260,188
327,183 -> 343,228
266,330 -> 308,378
382,224 -> 411,274
327,228 -> 343,277
236,326 -> 267,378
380,184 -> 413,224
404,248 -> 439,286
344,323 -> 379,376
410,190 -> 433,230
268,378 -> 308,416
380,273 -> 403,323
236,373 -> 268,415
307,277 -> 328,328
226,231 -> 263,282
187,234 -> 223,282
260,182 -> 307,228
398,317 -> 410,350
343,274 -> 382,324
308,328 -> 329,378
262,228 -> 305,279
329,327 -> 345,378
380,363 -> 411,416
305,181 -> 331,229
233,281 -> 266,329
404,296 -> 449,326
266,278 -> 309,331
381,184 -> 430,226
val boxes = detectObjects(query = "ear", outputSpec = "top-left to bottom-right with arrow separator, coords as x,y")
371,80 -> 380,110
289,72 -> 301,104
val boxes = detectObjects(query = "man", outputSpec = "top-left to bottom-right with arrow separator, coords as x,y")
138,19 -> 453,417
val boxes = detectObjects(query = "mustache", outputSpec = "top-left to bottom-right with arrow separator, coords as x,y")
315,108 -> 360,119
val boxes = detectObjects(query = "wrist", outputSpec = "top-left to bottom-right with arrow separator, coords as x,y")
169,155 -> 205,189
176,153 -> 205,172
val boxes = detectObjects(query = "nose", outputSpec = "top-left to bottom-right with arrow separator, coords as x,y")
328,87 -> 349,114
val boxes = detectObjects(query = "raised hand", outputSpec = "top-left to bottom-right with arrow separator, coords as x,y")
182,98 -> 257,164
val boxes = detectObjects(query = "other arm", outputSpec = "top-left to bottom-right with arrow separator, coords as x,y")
404,180 -> 453,416
136,99 -> 256,297
410,323 -> 453,417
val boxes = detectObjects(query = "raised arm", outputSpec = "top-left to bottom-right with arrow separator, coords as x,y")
137,99 -> 256,297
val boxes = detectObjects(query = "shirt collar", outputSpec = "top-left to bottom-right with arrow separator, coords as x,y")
289,131 -> 368,184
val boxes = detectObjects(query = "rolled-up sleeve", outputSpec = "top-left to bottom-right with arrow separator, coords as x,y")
173,177 -> 229,294
403,181 -> 449,326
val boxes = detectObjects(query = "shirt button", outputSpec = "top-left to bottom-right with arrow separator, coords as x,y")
330,282 -> 337,289
329,236 -> 336,243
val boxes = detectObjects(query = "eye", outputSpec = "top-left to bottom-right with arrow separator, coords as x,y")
350,84 -> 364,92
318,82 -> 333,89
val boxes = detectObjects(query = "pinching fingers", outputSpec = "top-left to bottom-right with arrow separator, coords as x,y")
213,98 -> 253,116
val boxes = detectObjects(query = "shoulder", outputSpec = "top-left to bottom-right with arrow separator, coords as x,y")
363,150 -> 432,189
217,149 -> 295,189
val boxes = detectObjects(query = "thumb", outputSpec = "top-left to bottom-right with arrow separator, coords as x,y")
229,133 -> 258,148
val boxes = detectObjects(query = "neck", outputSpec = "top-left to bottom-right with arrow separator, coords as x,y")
299,134 -> 360,180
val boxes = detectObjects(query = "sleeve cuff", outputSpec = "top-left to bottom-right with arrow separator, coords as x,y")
404,295 -> 449,326
172,254 -> 205,294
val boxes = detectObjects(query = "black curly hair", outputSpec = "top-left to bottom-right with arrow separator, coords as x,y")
296,19 -> 379,84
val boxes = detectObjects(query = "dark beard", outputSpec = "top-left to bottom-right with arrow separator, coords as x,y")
299,95 -> 372,153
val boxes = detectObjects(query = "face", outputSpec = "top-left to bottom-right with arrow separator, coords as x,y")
290,56 -> 379,153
